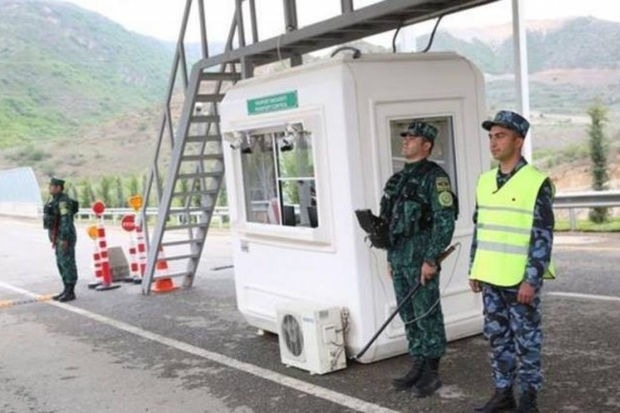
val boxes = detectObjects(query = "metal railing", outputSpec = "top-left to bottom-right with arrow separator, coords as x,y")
76,206 -> 230,228
553,190 -> 620,230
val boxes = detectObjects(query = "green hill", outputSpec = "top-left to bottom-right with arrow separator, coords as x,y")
0,2 -> 618,185
0,0 -> 171,147
419,17 -> 620,117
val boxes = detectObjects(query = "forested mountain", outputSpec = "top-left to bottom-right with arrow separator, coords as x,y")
0,0 -> 618,181
423,17 -> 620,74
0,0 -> 171,147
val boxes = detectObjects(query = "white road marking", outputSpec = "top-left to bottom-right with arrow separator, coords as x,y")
548,291 -> 620,302
0,281 -> 398,413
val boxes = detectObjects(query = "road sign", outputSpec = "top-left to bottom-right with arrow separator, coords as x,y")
92,201 -> 105,216
121,214 -> 136,232
128,195 -> 143,211
87,225 -> 98,240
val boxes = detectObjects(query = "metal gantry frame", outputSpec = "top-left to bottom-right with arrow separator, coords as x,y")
139,0 -> 506,294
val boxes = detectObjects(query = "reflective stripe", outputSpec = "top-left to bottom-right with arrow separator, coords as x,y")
476,240 -> 529,255
478,205 -> 532,215
471,165 -> 548,286
477,223 -> 532,236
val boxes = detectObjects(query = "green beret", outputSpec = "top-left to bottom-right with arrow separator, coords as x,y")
49,177 -> 65,186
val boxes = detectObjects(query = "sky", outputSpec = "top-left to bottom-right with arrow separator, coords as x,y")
61,0 -> 620,44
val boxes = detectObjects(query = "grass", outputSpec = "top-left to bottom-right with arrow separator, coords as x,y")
555,217 -> 620,232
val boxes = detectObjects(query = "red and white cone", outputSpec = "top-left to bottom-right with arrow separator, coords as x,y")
151,246 -> 177,293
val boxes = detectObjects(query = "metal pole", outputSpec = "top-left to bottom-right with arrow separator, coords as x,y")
512,0 -> 532,160
341,0 -> 353,14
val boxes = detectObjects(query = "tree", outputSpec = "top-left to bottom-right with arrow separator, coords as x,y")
114,176 -> 125,208
97,176 -> 114,208
587,103 -> 609,223
79,179 -> 95,209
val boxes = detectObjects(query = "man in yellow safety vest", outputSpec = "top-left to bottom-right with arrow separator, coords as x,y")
469,110 -> 555,413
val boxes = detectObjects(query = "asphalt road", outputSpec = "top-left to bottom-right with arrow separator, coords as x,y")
1,216 -> 619,413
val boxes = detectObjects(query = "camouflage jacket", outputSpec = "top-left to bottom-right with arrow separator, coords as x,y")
380,159 -> 456,267
44,192 -> 77,244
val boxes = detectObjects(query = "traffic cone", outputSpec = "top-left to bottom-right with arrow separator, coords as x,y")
151,247 -> 177,293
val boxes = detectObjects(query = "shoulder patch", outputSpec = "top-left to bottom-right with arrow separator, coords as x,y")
59,201 -> 70,215
438,191 -> 453,207
435,176 -> 451,192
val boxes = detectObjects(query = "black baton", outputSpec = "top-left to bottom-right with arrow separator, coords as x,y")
351,244 -> 457,361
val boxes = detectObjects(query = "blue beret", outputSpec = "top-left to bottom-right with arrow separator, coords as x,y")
482,110 -> 530,138
400,121 -> 438,142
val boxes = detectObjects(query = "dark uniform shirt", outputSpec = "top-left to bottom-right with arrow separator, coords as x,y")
45,192 -> 77,245
380,159 -> 456,269
469,157 -> 554,288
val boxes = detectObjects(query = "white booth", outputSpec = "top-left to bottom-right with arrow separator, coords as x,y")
220,52 -> 489,370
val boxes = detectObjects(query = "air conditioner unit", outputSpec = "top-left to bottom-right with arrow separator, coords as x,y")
276,302 -> 347,375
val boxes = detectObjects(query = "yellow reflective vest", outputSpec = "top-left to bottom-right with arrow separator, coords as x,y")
470,165 -> 555,286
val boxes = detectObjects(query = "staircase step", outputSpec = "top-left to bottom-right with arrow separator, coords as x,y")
165,222 -> 209,231
176,171 -> 223,179
153,271 -> 191,280
168,206 -> 213,214
196,93 -> 225,103
186,135 -> 221,142
200,71 -> 241,82
181,154 -> 223,162
191,114 -> 220,123
161,239 -> 203,248
161,253 -> 200,261
172,188 -> 218,197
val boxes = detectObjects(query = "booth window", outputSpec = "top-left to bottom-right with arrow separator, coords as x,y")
240,123 -> 318,228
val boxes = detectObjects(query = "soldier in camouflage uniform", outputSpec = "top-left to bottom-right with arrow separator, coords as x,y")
43,177 -> 79,302
380,120 -> 456,398
469,111 -> 555,413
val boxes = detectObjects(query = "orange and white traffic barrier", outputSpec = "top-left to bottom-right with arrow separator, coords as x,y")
86,225 -> 102,289
134,217 -> 147,284
151,246 -> 177,293
127,195 -> 147,285
121,213 -> 141,283
91,201 -> 121,292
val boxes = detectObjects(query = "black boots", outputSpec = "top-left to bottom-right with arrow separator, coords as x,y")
475,387 -> 516,412
516,389 -> 539,413
411,358 -> 442,398
392,358 -> 426,390
52,283 -> 67,300
58,283 -> 76,302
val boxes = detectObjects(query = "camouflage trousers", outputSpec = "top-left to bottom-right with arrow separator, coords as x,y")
482,284 -> 543,392
390,264 -> 446,359
54,242 -> 78,284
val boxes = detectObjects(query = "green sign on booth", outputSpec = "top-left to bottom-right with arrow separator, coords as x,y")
247,91 -> 298,115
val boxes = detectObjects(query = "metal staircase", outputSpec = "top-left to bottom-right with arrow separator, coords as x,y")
140,0 -> 498,294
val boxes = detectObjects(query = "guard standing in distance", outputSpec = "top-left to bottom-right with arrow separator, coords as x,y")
469,110 -> 555,413
43,177 -> 79,302
380,120 -> 457,398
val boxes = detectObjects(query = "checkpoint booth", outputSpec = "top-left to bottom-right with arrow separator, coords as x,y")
219,52 -> 490,368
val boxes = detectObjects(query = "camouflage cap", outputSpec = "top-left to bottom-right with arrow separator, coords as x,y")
400,121 -> 438,142
482,110 -> 530,138
49,177 -> 65,186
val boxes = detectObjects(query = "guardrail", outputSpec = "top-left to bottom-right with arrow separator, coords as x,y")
553,190 -> 620,230
76,206 -> 230,228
